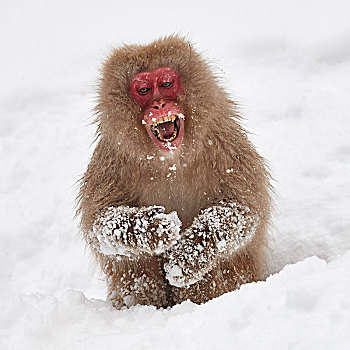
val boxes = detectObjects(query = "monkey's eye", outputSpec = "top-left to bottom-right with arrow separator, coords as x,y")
161,82 -> 172,88
138,87 -> 151,95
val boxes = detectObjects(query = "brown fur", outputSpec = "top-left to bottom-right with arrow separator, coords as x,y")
77,35 -> 272,307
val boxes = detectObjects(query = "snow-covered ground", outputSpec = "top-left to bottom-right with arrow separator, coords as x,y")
1,1 -> 350,349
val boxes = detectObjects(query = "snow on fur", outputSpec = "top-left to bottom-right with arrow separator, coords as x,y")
91,206 -> 181,257
165,201 -> 258,287
91,201 -> 257,289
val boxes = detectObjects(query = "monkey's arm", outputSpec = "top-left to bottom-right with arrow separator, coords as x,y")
164,201 -> 258,287
90,206 -> 182,258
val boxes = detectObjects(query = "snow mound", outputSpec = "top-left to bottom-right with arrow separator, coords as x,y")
1,254 -> 350,350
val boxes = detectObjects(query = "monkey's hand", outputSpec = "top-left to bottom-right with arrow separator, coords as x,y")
164,201 -> 258,287
90,206 -> 182,258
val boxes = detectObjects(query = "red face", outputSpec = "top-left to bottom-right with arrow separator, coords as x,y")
130,67 -> 185,152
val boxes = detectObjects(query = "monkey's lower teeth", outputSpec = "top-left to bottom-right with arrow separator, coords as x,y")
153,128 -> 178,142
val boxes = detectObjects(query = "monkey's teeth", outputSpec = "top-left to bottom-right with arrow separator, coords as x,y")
152,115 -> 177,127
157,129 -> 178,142
150,115 -> 180,143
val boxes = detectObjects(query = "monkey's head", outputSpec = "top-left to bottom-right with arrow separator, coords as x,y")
96,35 -> 235,163
130,67 -> 185,151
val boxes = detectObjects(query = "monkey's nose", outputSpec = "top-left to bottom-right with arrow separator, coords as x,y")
151,100 -> 166,110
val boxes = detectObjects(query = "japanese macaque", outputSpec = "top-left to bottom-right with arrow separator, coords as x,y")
77,36 -> 272,308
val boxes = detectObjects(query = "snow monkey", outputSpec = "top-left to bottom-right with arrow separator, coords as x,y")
77,36 -> 272,308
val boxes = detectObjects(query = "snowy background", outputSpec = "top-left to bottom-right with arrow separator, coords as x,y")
1,0 -> 350,349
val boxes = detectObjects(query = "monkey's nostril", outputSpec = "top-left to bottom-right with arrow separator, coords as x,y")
152,100 -> 166,109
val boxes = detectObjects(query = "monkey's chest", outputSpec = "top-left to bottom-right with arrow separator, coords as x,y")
139,178 -> 205,226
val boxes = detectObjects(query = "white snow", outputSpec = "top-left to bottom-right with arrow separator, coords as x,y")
1,0 -> 350,349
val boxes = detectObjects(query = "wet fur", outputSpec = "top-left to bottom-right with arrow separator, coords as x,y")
77,35 -> 272,307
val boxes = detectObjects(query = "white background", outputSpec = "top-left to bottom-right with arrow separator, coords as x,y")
1,0 -> 350,349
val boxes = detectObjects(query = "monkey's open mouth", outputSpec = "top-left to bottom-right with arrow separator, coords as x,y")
150,115 -> 180,142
